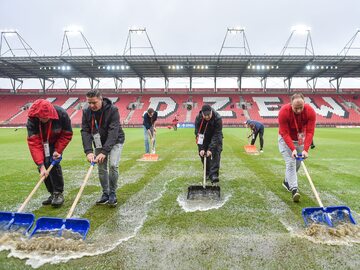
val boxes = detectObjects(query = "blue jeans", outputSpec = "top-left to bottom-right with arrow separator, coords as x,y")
143,126 -> 155,153
95,143 -> 123,195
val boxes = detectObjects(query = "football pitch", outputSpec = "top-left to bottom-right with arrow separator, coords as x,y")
0,127 -> 359,269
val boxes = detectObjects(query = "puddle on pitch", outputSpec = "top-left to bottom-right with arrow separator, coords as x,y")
177,193 -> 231,212
0,174 -> 176,268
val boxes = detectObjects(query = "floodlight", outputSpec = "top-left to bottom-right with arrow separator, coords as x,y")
291,25 -> 311,34
0,29 -> 17,36
130,26 -> 146,33
228,26 -> 245,32
64,25 -> 83,33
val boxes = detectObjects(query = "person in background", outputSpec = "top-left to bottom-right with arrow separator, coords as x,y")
143,108 -> 158,153
26,99 -> 73,207
172,115 -> 179,131
245,119 -> 265,152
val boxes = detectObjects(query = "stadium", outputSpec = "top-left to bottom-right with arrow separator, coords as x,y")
0,0 -> 360,269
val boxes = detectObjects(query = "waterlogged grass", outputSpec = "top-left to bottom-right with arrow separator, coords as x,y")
0,127 -> 359,269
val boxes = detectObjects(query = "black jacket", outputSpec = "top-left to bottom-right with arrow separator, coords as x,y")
81,97 -> 125,156
194,109 -> 223,152
143,111 -> 158,129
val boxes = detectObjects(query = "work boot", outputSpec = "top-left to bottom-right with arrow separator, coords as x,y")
108,193 -> 117,207
42,194 -> 53,205
210,175 -> 219,184
292,188 -> 300,203
282,180 -> 291,192
96,193 -> 109,205
51,192 -> 64,207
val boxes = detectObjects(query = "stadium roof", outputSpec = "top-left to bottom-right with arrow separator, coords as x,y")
1,55 -> 360,81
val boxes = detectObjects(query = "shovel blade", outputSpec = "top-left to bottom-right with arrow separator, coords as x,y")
187,185 -> 221,200
302,206 -> 356,227
244,145 -> 259,155
0,211 -> 34,233
30,217 -> 64,237
30,217 -> 90,240
142,153 -> 159,161
64,218 -> 90,240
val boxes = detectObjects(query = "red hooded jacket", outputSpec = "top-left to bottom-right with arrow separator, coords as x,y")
27,99 -> 73,166
278,103 -> 316,152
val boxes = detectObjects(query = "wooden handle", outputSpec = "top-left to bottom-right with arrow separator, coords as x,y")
301,161 -> 324,208
66,164 -> 94,219
203,155 -> 207,188
17,164 -> 54,213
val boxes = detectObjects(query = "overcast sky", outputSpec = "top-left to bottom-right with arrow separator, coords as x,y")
1,0 -> 360,56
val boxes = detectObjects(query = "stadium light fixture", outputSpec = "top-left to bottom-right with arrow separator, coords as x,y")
291,25 -> 311,34
228,26 -> 245,34
64,25 -> 83,34
0,29 -> 17,36
98,65 -> 129,71
306,65 -> 337,71
129,26 -> 146,34
248,64 -> 278,71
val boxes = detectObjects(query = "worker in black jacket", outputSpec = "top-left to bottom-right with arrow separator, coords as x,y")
194,104 -> 223,183
81,90 -> 125,207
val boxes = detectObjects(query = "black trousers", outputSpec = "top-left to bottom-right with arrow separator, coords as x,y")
199,147 -> 222,178
41,156 -> 64,194
251,128 -> 264,149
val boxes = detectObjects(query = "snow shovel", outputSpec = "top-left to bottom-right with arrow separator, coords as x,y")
30,162 -> 95,240
298,155 -> 357,227
244,132 -> 258,155
0,158 -> 60,234
187,155 -> 221,200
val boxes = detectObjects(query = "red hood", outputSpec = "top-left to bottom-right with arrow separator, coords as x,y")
28,99 -> 59,120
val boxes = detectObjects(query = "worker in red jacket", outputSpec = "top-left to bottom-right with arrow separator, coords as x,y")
278,93 -> 316,202
27,99 -> 73,207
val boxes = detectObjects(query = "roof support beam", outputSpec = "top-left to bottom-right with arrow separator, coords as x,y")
10,78 -> 23,93
64,78 -> 77,91
114,77 -> 123,92
89,77 -> 99,89
237,77 -> 242,92
284,77 -> 292,93
40,78 -> 55,93
329,78 -> 342,93
164,77 -> 169,93
139,77 -> 145,92
261,77 -> 267,92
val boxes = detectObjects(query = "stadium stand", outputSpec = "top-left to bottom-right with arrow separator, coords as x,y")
1,90 -> 360,127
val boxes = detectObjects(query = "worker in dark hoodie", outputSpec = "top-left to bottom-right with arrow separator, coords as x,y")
27,99 -> 73,207
81,90 -> 125,207
194,104 -> 223,183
